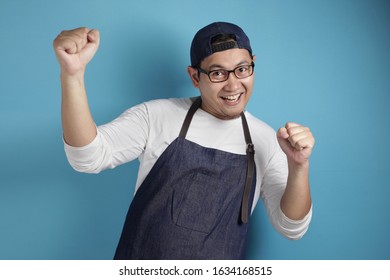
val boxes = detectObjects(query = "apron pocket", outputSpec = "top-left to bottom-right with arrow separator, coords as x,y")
172,171 -> 227,234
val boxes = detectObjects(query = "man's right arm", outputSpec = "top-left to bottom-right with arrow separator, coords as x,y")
53,27 -> 100,147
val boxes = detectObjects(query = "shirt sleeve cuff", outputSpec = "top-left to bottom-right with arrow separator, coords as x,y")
63,131 -> 104,173
276,204 -> 313,240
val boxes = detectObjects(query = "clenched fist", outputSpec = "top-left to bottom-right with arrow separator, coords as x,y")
277,122 -> 315,166
53,27 -> 100,76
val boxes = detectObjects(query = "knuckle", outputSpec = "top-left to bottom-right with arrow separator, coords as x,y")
286,127 -> 295,135
289,134 -> 299,144
285,122 -> 294,129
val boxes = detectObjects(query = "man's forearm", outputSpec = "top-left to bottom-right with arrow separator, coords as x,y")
61,73 -> 97,147
280,160 -> 312,220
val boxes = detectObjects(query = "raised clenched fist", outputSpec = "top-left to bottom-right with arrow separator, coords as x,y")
53,27 -> 100,76
277,122 -> 315,166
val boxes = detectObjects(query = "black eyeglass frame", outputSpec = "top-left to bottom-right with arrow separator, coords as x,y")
197,62 -> 255,83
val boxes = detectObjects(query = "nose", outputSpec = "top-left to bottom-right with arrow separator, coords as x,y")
224,72 -> 241,92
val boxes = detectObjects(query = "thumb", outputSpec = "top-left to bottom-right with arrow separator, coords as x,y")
81,29 -> 100,61
277,127 -> 294,154
87,29 -> 100,46
277,127 -> 289,140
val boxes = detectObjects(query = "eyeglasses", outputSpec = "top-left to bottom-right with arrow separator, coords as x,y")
197,62 -> 255,83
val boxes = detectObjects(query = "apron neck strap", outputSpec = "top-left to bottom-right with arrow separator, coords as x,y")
179,97 -> 202,139
240,112 -> 255,224
180,97 -> 254,143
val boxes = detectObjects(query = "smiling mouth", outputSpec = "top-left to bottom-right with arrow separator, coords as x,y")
221,93 -> 243,103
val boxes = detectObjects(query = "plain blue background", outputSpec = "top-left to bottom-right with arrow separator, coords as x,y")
0,0 -> 389,260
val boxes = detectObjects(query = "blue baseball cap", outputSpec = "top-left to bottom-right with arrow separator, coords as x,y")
190,22 -> 252,67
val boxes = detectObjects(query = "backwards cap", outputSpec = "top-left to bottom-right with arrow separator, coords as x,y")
190,22 -> 252,67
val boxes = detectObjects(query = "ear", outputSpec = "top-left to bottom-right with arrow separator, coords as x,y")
187,66 -> 200,88
252,54 -> 256,62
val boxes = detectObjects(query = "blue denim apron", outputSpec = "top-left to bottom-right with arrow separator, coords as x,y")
114,97 -> 256,259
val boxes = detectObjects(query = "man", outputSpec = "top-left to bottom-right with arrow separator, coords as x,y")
53,22 -> 315,259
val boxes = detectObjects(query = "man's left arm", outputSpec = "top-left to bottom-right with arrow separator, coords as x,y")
277,122 -> 315,220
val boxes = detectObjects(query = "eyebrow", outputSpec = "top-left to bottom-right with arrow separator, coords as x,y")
208,60 -> 252,70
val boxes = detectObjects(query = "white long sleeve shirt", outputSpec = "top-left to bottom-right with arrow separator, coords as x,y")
64,98 -> 312,240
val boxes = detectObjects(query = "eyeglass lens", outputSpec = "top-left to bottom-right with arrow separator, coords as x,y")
208,64 -> 254,82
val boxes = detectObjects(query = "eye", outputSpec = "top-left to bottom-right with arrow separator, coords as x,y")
237,66 -> 249,73
235,65 -> 251,78
210,70 -> 227,79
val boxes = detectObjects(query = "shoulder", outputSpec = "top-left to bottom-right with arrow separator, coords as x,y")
141,98 -> 196,128
118,97 -> 194,125
143,97 -> 194,114
141,97 -> 197,138
244,111 -> 278,139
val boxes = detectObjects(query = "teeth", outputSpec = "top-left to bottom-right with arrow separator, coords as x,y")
222,93 -> 241,101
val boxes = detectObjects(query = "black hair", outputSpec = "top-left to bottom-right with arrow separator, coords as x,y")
210,34 -> 237,45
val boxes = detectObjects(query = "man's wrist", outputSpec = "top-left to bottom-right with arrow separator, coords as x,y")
287,159 -> 310,176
